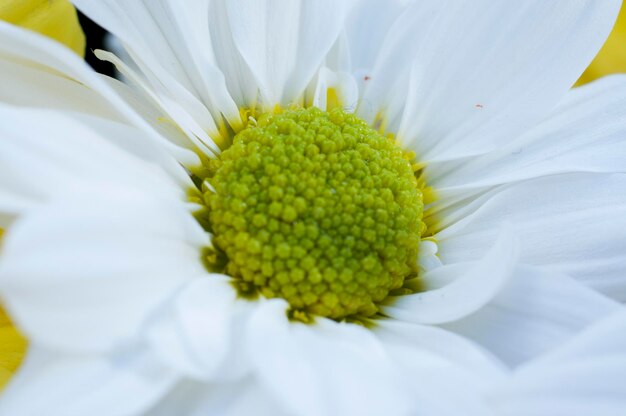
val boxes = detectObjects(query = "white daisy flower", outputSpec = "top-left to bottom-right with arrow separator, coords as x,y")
0,1 -> 625,415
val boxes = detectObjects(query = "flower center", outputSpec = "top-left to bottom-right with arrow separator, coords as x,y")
199,107 -> 424,320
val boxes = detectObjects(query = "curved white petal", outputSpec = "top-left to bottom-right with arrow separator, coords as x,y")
359,0 -> 620,161
143,276 -> 251,382
382,229 -> 519,324
0,183 -> 207,352
0,105 -> 186,216
432,75 -> 626,191
0,347 -> 178,416
246,300 -> 413,416
0,21 -> 196,165
224,0 -> 354,108
417,239 -> 443,275
494,310 -> 626,416
441,266 -> 621,367
436,173 -> 626,301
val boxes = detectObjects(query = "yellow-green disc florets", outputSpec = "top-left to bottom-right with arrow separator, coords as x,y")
203,107 -> 424,320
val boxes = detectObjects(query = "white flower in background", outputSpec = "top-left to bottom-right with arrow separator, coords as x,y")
0,0 -> 625,415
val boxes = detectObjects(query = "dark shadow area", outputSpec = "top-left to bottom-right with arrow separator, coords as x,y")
77,11 -> 115,77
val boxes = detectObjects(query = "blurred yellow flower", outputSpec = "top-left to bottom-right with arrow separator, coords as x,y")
0,228 -> 27,391
577,2 -> 626,85
0,308 -> 27,390
0,0 -> 85,56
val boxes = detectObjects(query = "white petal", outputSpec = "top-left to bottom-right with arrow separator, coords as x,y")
355,0 -> 441,130
359,1 -> 620,161
494,310 -> 626,416
206,0 -> 260,109
0,183 -> 207,352
246,300 -> 413,416
374,320 -> 506,380
344,0 -> 412,75
145,378 -> 291,416
0,21 -> 195,164
0,105 -> 185,215
382,229 -> 518,324
0,347 -> 178,416
144,276 -> 251,382
441,266 -> 621,367
375,325 -> 501,416
436,173 -> 626,301
432,75 -> 626,190
224,0 -> 354,107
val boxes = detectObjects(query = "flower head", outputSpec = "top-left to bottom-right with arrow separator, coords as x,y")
0,1 -> 625,415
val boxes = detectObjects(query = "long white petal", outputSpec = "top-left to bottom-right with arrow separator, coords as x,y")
359,0 -> 619,162
441,266 -> 621,367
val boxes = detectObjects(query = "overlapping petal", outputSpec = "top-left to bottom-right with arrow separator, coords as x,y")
0,21 -> 199,166
73,0 -> 355,130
